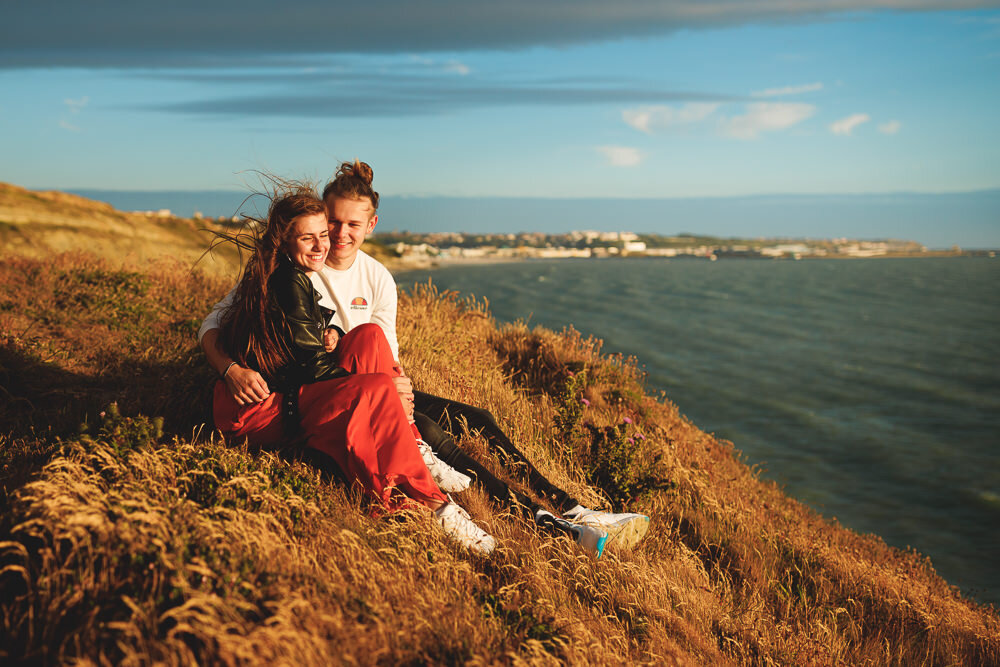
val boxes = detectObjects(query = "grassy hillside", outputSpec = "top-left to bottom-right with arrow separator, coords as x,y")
0,181 -> 402,279
0,182 -> 243,279
0,251 -> 997,665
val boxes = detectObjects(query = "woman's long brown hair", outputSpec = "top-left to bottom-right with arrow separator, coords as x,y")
218,188 -> 327,379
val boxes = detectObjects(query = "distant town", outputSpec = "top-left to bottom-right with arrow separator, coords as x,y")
373,230 -> 990,263
140,207 -> 994,263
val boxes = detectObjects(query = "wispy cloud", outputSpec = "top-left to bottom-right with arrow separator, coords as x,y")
622,103 -> 720,133
409,55 -> 472,75
751,82 -> 823,97
830,113 -> 871,135
64,96 -> 89,113
878,119 -> 901,135
721,102 -> 816,140
148,59 -> 742,119
60,96 -> 88,131
597,145 -> 643,167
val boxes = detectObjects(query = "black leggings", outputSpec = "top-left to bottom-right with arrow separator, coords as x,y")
413,390 -> 580,517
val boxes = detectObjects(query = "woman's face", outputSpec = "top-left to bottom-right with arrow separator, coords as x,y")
325,196 -> 377,270
286,212 -> 330,273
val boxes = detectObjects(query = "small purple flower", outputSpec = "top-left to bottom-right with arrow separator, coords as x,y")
636,433 -> 646,440
580,398 -> 591,406
623,416 -> 633,424
626,438 -> 635,444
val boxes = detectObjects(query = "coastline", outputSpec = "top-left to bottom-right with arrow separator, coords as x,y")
384,248 -> 993,273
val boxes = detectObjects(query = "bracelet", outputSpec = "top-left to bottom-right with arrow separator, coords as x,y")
222,361 -> 238,379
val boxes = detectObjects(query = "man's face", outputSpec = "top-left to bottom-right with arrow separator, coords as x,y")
326,197 -> 377,270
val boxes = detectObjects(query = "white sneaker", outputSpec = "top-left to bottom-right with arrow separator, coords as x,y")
435,501 -> 496,556
562,506 -> 650,550
417,439 -> 472,493
535,510 -> 608,558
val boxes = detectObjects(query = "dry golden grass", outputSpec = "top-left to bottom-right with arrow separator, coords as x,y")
1,254 -> 997,665
0,182 -> 242,279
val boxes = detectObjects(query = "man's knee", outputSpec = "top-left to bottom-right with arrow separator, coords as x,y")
459,403 -> 498,428
414,411 -> 447,446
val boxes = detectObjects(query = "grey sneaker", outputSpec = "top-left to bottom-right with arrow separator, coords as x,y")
417,439 -> 472,493
435,501 -> 496,555
536,510 -> 608,558
562,507 -> 650,550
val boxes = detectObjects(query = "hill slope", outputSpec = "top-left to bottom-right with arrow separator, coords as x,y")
0,250 -> 997,663
0,182 -> 243,278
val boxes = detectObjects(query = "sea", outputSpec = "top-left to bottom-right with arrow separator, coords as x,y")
395,256 -> 1000,607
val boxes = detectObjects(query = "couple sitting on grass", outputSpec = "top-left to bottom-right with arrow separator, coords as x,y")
200,161 -> 650,556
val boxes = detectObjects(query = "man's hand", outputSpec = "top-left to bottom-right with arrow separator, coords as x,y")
225,365 -> 271,405
392,374 -> 415,422
323,327 -> 341,353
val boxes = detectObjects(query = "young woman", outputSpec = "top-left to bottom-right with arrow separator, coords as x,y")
207,187 -> 495,555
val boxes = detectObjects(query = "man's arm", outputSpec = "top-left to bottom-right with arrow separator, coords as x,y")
198,288 -> 270,405
369,267 -> 400,364
369,270 -> 412,416
200,329 -> 271,406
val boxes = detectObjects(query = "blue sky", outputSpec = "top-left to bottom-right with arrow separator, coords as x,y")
2,1 -> 998,244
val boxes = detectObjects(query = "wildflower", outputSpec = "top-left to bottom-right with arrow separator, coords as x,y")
623,416 -> 633,424
626,438 -> 635,445
580,398 -> 590,407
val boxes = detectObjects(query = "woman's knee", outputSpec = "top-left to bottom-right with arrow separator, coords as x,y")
337,324 -> 395,373
343,323 -> 387,348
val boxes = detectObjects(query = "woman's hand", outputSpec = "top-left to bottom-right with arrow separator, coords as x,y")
225,365 -> 271,405
323,327 -> 341,352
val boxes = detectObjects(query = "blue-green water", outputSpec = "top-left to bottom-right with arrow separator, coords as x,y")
396,257 -> 1000,606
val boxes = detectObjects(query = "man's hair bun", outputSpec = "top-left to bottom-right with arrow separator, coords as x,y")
337,160 -> 373,186
324,160 -> 380,209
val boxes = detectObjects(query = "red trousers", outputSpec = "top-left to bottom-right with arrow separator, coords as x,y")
213,324 -> 445,510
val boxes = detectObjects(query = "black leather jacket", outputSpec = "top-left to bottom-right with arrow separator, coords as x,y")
266,256 -> 349,396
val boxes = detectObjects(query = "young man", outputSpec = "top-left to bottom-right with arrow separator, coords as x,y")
200,162 -> 650,554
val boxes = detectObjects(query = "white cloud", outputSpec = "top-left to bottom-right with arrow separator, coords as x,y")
622,103 -> 720,134
64,96 -> 89,113
59,119 -> 80,131
752,82 -> 823,97
444,60 -> 471,75
597,145 -> 643,167
409,54 -> 471,75
830,113 -> 871,135
878,119 -> 901,135
721,102 -> 816,140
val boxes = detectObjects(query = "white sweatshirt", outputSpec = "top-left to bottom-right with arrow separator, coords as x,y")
198,250 -> 400,361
